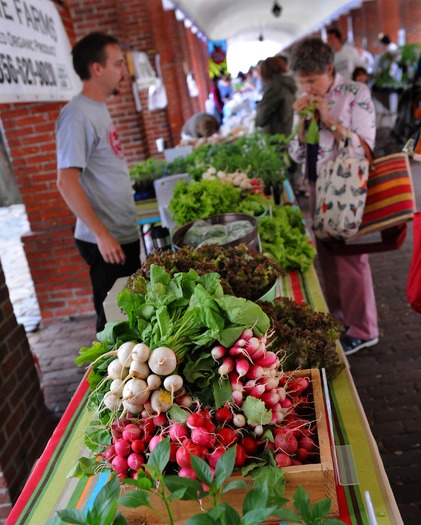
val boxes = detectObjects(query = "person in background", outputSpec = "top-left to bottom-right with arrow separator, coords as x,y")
355,45 -> 375,74
56,32 -> 141,333
255,55 -> 297,136
326,27 -> 363,80
181,112 -> 221,140
288,37 -> 378,355
352,66 -> 369,84
218,73 -> 234,104
210,75 -> 224,123
372,33 -> 400,82
247,63 -> 263,94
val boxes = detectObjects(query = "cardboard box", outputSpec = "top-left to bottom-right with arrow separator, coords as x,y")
103,277 -> 128,322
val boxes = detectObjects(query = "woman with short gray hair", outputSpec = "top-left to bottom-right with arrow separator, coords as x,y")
288,37 -> 379,356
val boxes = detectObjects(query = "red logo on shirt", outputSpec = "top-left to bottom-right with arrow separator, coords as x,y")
108,124 -> 125,159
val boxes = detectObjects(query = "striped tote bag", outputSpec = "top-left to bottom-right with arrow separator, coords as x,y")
353,152 -> 415,238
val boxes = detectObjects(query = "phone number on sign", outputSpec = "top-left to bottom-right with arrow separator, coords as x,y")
0,53 -> 57,86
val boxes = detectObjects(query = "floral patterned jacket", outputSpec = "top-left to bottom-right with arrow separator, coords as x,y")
289,74 -> 376,175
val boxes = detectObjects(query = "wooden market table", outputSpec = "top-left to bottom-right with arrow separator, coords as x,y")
6,182 -> 404,525
5,265 -> 403,525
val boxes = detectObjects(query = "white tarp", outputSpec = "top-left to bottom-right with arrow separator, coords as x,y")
0,0 -> 81,103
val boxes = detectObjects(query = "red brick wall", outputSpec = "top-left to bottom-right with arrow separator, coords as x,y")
0,0 -> 209,325
0,262 -> 53,523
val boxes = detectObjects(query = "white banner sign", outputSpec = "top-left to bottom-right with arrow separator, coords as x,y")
0,0 -> 81,103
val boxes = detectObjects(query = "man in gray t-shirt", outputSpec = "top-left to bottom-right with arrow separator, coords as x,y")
56,32 -> 140,332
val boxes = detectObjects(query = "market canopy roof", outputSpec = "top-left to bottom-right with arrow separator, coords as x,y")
170,0 -> 365,49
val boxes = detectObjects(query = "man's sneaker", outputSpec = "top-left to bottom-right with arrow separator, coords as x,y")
340,334 -> 379,356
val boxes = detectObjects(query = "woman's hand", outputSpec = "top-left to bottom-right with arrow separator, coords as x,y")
293,96 -> 313,113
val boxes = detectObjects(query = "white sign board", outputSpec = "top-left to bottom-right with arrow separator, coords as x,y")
0,0 -> 81,103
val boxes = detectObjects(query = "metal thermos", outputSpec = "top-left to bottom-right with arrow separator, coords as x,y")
150,225 -> 172,250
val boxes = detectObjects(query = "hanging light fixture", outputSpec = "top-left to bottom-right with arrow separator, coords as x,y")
272,1 -> 282,17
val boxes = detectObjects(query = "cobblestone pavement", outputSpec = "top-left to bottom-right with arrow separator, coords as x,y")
2,161 -> 420,524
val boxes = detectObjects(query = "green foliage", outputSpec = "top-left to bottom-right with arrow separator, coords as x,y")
182,132 -> 290,186
258,296 -> 345,380
56,441 -> 346,525
74,266 -> 270,414
297,102 -> 320,145
129,158 -> 167,186
136,243 -> 283,303
258,205 -> 315,273
168,178 -> 241,227
51,475 -> 128,525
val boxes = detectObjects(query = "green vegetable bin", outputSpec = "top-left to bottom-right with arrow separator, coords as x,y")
172,213 -> 259,251
258,278 -> 278,302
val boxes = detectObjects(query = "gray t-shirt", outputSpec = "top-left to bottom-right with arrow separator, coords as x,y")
56,94 -> 139,245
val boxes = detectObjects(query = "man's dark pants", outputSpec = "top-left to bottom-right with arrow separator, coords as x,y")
75,239 -> 141,333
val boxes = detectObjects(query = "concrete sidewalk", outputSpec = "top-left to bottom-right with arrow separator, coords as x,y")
21,160 -> 421,523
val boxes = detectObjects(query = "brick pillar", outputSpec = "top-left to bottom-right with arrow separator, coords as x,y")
146,0 -> 186,145
0,102 -> 95,324
186,29 -> 209,112
377,0 -> 401,43
0,262 -> 53,523
400,0 -> 421,43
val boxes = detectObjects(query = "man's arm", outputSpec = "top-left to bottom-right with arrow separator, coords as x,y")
57,167 -> 126,264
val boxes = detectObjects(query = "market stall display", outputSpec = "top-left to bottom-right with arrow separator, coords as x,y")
5,263 -> 404,525
4,148 -> 404,525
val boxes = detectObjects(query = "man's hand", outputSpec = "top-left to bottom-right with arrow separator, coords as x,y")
97,231 -> 126,264
57,168 -> 126,265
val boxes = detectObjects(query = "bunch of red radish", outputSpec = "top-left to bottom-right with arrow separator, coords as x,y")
101,371 -> 319,478
212,328 -> 291,430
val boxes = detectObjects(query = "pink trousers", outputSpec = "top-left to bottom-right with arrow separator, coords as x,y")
315,238 -> 379,340
309,182 -> 379,340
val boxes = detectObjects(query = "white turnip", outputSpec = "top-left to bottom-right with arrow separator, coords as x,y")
147,374 -> 162,390
122,400 -> 144,415
110,379 -> 124,395
148,347 -> 177,375
131,343 -> 151,363
117,342 -> 136,368
233,414 -> 246,428
103,391 -> 122,411
129,361 -> 150,379
122,378 -> 149,405
163,374 -> 184,395
150,388 -> 173,414
107,359 -> 129,380
175,394 -> 193,408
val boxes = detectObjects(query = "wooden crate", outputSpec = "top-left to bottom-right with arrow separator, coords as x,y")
120,368 -> 338,524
